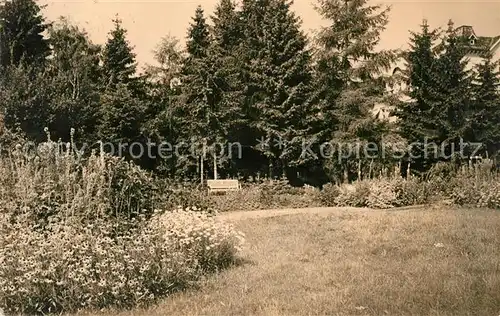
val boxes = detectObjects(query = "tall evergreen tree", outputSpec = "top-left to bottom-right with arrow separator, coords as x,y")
98,84 -> 146,145
427,20 -> 472,156
101,17 -> 137,90
209,0 -> 248,177
211,0 -> 241,51
186,6 -> 210,59
396,20 -> 440,142
395,20 -> 441,170
98,17 -> 146,162
175,6 -> 220,178
0,64 -> 51,141
313,0 -> 398,182
0,0 -> 50,68
237,0 -> 314,179
469,53 -> 500,159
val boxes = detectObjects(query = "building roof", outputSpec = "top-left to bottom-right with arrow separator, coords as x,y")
455,25 -> 500,57
455,25 -> 476,38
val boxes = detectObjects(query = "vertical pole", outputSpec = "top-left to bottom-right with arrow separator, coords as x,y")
200,139 -> 205,185
0,22 -> 3,68
200,155 -> 204,185
213,150 -> 218,180
357,159 -> 362,180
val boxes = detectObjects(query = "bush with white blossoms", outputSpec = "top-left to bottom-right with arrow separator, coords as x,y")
152,206 -> 245,273
0,207 -> 245,315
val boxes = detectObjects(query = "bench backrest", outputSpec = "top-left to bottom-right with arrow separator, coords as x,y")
207,179 -> 240,189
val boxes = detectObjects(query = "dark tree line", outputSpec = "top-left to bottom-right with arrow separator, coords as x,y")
1,0 -> 499,185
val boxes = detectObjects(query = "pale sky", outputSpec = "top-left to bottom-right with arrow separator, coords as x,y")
40,0 -> 500,69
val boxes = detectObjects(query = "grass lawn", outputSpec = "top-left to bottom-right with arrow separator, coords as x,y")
86,206 -> 500,316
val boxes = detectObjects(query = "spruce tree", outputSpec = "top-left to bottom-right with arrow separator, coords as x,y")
101,17 -> 137,90
427,20 -> 472,156
186,6 -> 210,59
97,84 -> 146,145
469,53 -> 500,159
313,0 -> 398,182
211,0 -> 241,51
396,20 -> 440,142
0,0 -> 50,68
395,20 -> 441,170
238,0 -> 314,178
0,64 -> 51,141
98,17 -> 145,161
176,6 -> 220,178
210,1 -> 248,177
0,0 -> 51,141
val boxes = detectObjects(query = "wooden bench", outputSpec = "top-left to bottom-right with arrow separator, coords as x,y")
207,179 -> 241,194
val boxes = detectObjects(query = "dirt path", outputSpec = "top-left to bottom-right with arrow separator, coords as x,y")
217,204 -> 430,221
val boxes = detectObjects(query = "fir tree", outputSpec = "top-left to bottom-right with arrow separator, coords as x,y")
0,0 -> 50,68
211,0 -> 241,51
469,53 -> 500,159
101,17 -> 137,90
396,20 -> 440,143
186,6 -> 210,59
427,20 -> 472,155
97,84 -> 146,148
176,6 -> 222,177
313,0 -> 398,182
237,0 -> 314,178
0,64 -> 51,141
395,20 -> 441,171
98,17 -> 146,161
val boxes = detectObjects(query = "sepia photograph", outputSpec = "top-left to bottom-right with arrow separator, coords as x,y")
0,0 -> 499,315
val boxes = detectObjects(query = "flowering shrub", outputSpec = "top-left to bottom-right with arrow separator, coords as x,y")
450,163 -> 500,209
333,181 -> 370,207
0,208 -> 244,314
210,186 -> 263,211
366,178 -> 398,209
156,180 -> 214,212
477,181 -> 500,209
317,161 -> 499,210
155,207 -> 245,272
159,180 -> 321,213
108,157 -> 157,219
319,176 -> 433,209
392,177 -> 432,207
257,181 -> 321,209
318,183 -> 341,207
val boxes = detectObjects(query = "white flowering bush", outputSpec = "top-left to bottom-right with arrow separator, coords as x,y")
0,216 -> 191,314
153,207 -> 245,273
477,180 -> 500,209
0,129 -> 157,226
0,209 -> 244,315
